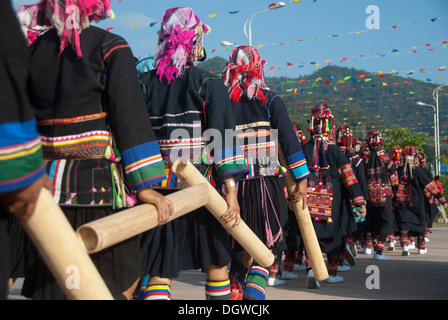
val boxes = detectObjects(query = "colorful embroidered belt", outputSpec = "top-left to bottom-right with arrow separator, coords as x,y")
41,130 -> 110,159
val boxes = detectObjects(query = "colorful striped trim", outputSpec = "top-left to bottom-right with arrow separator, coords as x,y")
121,141 -> 166,190
237,129 -> 270,139
0,137 -> 41,161
40,131 -> 110,159
144,284 -> 171,300
136,275 -> 150,300
389,171 -> 399,187
0,119 -> 40,148
242,266 -> 268,301
214,146 -> 246,165
41,131 -> 110,148
205,279 -> 230,300
216,164 -> 250,183
244,283 -> 265,295
352,196 -> 365,206
425,180 -> 440,197
151,121 -> 202,131
36,112 -> 108,126
286,151 -> 310,181
337,163 -> 359,188
49,159 -> 67,203
247,266 -> 269,280
124,154 -> 163,174
241,141 -> 276,159
0,119 -> 45,192
349,154 -> 363,168
103,44 -> 130,60
158,138 -> 205,165
0,163 -> 45,194
149,110 -> 202,119
235,121 -> 270,130
214,146 -> 250,181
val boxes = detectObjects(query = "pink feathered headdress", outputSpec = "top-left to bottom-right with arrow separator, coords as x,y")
154,7 -> 210,83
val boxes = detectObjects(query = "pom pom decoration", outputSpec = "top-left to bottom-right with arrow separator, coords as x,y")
276,166 -> 287,177
202,24 -> 211,34
126,195 -> 138,207
104,145 -> 121,162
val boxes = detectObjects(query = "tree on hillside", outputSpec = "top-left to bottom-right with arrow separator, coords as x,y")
383,127 -> 429,153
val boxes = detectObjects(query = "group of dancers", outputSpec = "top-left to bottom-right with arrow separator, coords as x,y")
263,123 -> 447,291
1,0 -> 445,301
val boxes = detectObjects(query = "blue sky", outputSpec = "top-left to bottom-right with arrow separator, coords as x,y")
12,0 -> 448,85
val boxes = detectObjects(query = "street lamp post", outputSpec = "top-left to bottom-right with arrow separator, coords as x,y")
432,83 -> 447,175
417,101 -> 438,175
243,2 -> 285,46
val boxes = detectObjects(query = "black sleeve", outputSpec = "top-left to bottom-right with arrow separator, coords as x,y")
0,0 -> 36,124
102,35 -> 158,151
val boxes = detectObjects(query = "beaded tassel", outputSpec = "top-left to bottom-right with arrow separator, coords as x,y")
261,178 -> 282,248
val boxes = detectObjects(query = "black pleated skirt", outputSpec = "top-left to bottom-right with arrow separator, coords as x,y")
0,209 -> 10,300
139,188 -> 233,279
366,196 -> 394,240
22,206 -> 141,300
235,176 -> 288,256
7,213 -> 26,282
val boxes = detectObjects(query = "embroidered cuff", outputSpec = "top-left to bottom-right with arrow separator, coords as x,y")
338,163 -> 359,188
0,119 -> 46,193
121,141 -> 167,191
389,171 -> 399,187
213,146 -> 249,182
286,151 -> 310,181
352,196 -> 366,206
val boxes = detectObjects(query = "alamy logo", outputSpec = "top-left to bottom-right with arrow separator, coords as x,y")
66,265 -> 80,290
168,121 -> 279,165
365,5 -> 380,30
66,5 -> 80,30
365,265 -> 380,289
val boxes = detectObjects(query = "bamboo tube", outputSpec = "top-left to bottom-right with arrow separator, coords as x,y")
172,158 -> 275,268
17,189 -> 113,300
76,184 -> 210,254
278,147 -> 329,281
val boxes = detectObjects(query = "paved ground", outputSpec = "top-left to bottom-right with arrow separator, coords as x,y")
8,223 -> 448,301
